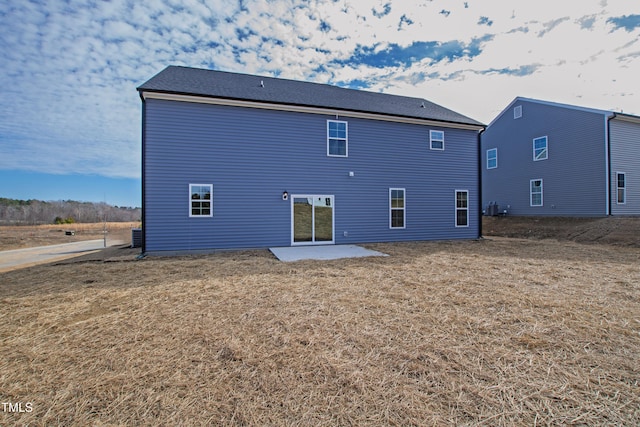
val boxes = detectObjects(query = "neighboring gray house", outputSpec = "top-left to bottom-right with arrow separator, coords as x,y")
137,66 -> 484,253
482,97 -> 640,217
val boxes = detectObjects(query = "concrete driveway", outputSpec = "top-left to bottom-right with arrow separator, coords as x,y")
0,240 -> 124,272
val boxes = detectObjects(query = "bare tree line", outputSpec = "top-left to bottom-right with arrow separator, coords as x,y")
0,198 -> 141,225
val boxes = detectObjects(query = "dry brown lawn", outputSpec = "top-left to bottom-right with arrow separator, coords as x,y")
1,238 -> 639,426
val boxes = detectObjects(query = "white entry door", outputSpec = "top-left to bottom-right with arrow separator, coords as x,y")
291,195 -> 334,245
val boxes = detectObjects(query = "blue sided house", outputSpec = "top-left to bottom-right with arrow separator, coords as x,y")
482,97 -> 640,217
137,66 -> 485,253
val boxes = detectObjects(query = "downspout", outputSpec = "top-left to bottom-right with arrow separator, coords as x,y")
478,127 -> 485,238
138,90 -> 147,254
605,113 -> 614,216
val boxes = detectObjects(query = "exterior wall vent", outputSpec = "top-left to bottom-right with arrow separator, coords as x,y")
514,105 -> 522,119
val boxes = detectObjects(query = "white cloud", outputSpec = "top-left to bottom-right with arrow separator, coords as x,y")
0,0 -> 638,179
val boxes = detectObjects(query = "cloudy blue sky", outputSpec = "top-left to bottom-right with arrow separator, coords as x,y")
1,0 -> 639,208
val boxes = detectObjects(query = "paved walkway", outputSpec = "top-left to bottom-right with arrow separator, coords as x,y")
0,240 -> 124,272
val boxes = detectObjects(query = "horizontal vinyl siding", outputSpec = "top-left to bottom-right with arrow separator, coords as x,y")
144,99 -> 479,251
482,101 -> 607,216
610,119 -> 640,215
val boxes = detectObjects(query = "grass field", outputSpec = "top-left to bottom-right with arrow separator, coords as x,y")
0,222 -> 139,251
1,237 -> 638,425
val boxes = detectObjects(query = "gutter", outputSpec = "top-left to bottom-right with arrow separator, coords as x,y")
138,90 -> 485,132
478,128 -> 485,238
139,91 -> 147,254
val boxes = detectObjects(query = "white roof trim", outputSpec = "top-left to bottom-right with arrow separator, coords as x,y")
488,96 -> 613,128
611,113 -> 640,124
141,91 -> 485,131
515,97 -> 611,115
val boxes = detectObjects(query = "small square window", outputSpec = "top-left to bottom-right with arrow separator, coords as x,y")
430,130 -> 444,150
514,105 -> 522,119
487,148 -> 497,169
327,120 -> 348,157
189,184 -> 213,217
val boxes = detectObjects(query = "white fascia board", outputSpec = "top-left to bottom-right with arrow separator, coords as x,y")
141,91 -> 485,132
487,96 -> 613,128
515,97 -> 611,116
611,113 -> 640,124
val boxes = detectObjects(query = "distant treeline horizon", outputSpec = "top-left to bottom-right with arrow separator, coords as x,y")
0,197 -> 141,225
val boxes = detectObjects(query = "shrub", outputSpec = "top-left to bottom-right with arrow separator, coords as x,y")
54,216 -> 76,224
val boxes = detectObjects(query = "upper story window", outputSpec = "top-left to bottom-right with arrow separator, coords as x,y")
327,120 -> 348,157
514,105 -> 522,119
617,172 -> 626,204
189,184 -> 213,217
430,130 -> 445,150
487,148 -> 498,169
533,136 -> 548,161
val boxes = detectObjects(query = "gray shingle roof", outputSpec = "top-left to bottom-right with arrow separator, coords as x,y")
137,66 -> 484,127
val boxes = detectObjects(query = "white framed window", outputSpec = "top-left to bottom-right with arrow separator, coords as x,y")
533,136 -> 548,161
514,105 -> 522,119
389,188 -> 406,229
455,190 -> 469,227
189,184 -> 213,217
530,179 -> 543,207
327,120 -> 348,157
487,148 -> 497,169
617,172 -> 626,204
430,130 -> 445,150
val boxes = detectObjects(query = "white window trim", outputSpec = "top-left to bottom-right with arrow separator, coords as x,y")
455,190 -> 469,228
514,105 -> 522,119
530,179 -> 543,207
389,188 -> 406,229
533,136 -> 548,161
487,148 -> 498,169
429,130 -> 445,151
327,120 -> 348,157
616,172 -> 626,205
189,183 -> 213,217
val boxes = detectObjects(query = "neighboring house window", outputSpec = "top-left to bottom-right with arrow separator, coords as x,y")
487,148 -> 498,169
514,105 -> 522,119
533,136 -> 548,161
530,179 -> 543,206
327,120 -> 348,157
617,172 -> 626,204
189,184 -> 213,217
430,130 -> 445,150
455,190 -> 469,227
390,188 -> 406,229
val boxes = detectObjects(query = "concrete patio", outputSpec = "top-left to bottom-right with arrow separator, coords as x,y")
269,244 -> 388,262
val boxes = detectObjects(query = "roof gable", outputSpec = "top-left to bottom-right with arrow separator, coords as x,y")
137,66 -> 483,128
488,96 -> 612,127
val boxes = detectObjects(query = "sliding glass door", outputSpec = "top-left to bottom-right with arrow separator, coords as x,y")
292,195 -> 334,245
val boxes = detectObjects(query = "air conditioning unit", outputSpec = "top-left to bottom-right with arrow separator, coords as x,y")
486,202 -> 499,216
131,228 -> 142,248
